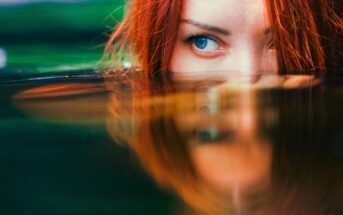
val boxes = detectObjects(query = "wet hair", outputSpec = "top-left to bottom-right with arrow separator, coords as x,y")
105,1 -> 343,213
266,0 -> 343,74
105,0 -> 342,78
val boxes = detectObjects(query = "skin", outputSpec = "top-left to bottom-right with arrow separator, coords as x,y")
171,0 -> 275,200
175,90 -> 272,195
170,0 -> 278,83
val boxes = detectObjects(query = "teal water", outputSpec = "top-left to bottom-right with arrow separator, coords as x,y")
1,70 -> 343,215
0,2 -> 181,214
0,71 -> 181,215
1,1 -> 342,213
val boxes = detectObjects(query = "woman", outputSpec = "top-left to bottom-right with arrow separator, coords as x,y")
105,0 -> 343,214
105,0 -> 343,82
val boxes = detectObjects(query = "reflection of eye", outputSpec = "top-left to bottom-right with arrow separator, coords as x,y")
185,34 -> 226,57
268,39 -> 275,50
193,127 -> 234,144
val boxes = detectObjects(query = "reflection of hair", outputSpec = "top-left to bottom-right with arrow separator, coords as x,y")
107,78 -> 343,214
259,88 -> 343,215
135,117 -> 229,214
105,0 -> 342,78
106,77 -> 230,213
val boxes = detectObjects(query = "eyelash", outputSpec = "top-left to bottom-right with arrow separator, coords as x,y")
184,34 -> 226,57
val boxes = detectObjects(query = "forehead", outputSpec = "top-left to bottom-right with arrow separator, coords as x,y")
181,0 -> 269,33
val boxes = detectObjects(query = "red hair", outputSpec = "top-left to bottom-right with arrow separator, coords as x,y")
104,2 -> 343,212
105,0 -> 342,78
266,0 -> 343,74
105,0 -> 182,81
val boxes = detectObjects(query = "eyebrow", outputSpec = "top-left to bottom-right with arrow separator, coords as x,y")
180,19 -> 230,35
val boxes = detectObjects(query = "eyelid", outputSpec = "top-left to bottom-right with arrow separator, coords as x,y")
184,33 -> 225,47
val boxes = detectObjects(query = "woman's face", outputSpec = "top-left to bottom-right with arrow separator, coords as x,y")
171,0 -> 278,82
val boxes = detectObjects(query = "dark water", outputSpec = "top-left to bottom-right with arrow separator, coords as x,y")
0,71 -> 181,215
1,69 -> 343,215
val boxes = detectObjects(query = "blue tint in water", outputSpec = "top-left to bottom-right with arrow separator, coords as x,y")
0,47 -> 7,69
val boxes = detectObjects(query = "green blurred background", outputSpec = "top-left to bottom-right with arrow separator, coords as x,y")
0,2 -> 182,215
0,0 -> 126,74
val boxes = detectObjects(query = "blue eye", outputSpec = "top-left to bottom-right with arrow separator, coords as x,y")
192,36 -> 218,51
184,34 -> 225,57
194,37 -> 208,49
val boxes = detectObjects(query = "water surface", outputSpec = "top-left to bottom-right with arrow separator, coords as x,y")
1,69 -> 343,215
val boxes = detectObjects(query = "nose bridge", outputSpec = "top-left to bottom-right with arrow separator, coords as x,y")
230,45 -> 261,82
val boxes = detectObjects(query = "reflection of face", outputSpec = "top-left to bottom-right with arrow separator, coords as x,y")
175,91 -> 272,194
171,0 -> 278,82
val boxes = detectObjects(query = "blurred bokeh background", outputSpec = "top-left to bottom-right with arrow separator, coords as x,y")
0,0 -> 125,75
0,2 -> 182,215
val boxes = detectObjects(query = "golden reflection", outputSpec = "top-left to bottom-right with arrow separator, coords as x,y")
13,83 -> 105,99
106,75 -> 276,214
106,70 -> 343,215
12,83 -> 108,125
11,69 -> 342,214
